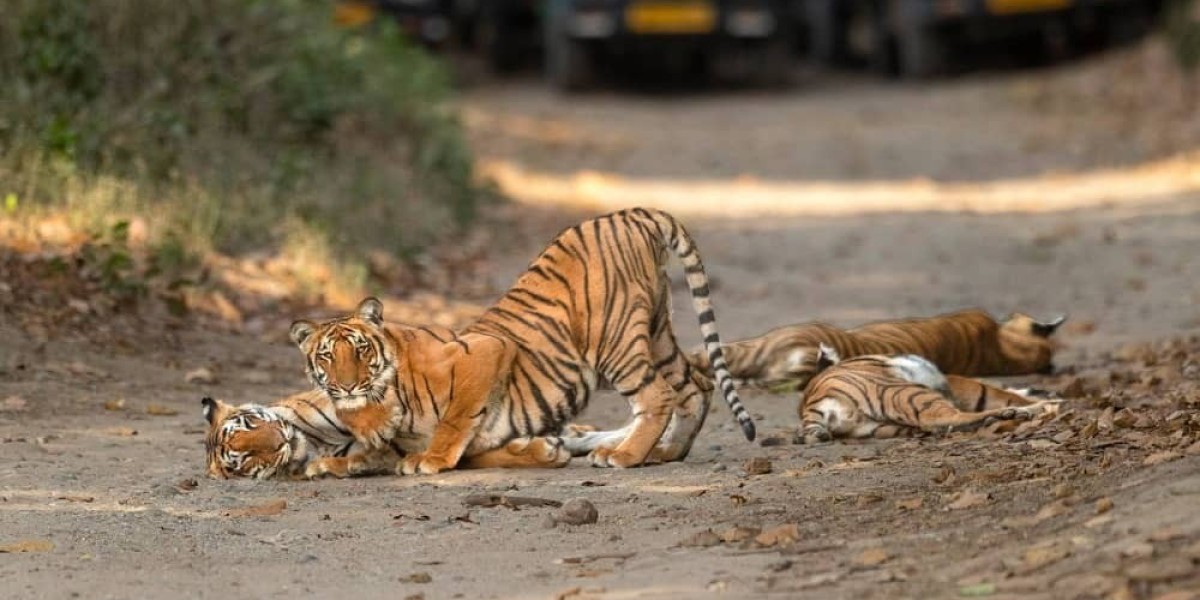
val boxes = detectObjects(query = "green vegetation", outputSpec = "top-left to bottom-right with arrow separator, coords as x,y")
1165,0 -> 1200,97
1,0 -> 479,297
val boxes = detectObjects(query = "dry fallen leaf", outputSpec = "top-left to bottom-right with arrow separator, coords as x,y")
743,457 -> 772,476
853,547 -> 890,568
66,361 -> 108,378
1034,500 -> 1071,523
718,526 -> 760,544
932,466 -> 956,485
185,367 -> 216,385
1142,451 -> 1182,466
223,499 -> 287,518
1,396 -> 27,412
1148,527 -> 1184,543
946,489 -> 991,511
677,530 -> 721,548
754,523 -> 801,547
1120,542 -> 1154,559
1095,497 -> 1114,514
1151,591 -> 1197,600
0,539 -> 54,553
1018,542 -> 1072,574
103,398 -> 125,411
1125,557 -> 1193,583
146,403 -> 179,416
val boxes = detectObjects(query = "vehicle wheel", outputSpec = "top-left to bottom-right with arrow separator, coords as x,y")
896,23 -> 947,79
480,5 -> 522,73
757,37 -> 794,88
546,33 -> 593,92
805,0 -> 847,66
1103,4 -> 1151,46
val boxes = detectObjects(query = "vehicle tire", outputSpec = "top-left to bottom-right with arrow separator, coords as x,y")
757,36 -> 794,88
896,23 -> 946,79
480,3 -> 523,73
1103,4 -> 1151,46
546,32 -> 593,92
805,0 -> 847,66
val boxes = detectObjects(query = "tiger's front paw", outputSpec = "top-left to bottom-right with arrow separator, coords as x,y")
793,426 -> 832,445
562,423 -> 598,438
588,446 -> 642,469
397,452 -> 453,475
303,458 -> 349,480
302,461 -> 328,480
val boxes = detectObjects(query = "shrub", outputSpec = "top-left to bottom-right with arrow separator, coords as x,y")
0,0 -> 479,298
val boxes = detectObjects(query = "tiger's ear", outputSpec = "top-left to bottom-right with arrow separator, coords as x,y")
290,320 -> 316,346
201,397 -> 234,426
816,343 -> 840,369
1032,314 -> 1067,338
356,296 -> 384,327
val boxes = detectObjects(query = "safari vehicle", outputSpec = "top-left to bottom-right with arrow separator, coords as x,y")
801,0 -> 1162,78
544,0 -> 797,90
334,0 -> 454,48
462,1 -> 797,90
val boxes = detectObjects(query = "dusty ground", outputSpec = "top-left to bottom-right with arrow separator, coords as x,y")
4,50 -> 1200,599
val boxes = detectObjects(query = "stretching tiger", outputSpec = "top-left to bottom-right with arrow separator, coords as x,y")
285,207 -> 752,476
688,309 -> 1065,391
791,345 -> 1060,444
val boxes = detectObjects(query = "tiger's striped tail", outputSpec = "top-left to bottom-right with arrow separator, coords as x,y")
636,208 -> 756,441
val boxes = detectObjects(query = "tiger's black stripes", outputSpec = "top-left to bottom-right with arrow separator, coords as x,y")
689,309 -> 1066,391
795,353 -> 1057,444
203,391 -> 403,480
283,208 -> 752,475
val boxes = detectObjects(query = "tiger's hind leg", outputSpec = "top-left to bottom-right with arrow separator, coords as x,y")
562,423 -> 632,457
646,305 -> 715,463
945,375 -> 1058,411
591,308 -> 678,468
590,372 -> 675,468
461,437 -> 571,469
904,399 -> 1047,433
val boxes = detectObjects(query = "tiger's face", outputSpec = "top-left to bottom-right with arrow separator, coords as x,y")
999,313 -> 1066,374
288,297 -> 395,409
202,397 -> 299,479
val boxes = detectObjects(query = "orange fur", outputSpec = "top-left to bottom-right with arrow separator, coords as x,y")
795,352 -> 1058,444
690,309 -> 1064,390
288,208 -> 752,475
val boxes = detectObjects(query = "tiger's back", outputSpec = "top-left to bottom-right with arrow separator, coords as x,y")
691,309 -> 1064,390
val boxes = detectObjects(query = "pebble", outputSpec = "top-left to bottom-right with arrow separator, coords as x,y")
554,498 -> 599,526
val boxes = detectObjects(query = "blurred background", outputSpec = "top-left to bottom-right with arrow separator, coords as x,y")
1,0 -> 1199,346
4,6 -> 1200,596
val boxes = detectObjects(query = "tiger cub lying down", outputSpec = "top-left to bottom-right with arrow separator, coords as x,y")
202,393 -> 398,480
792,345 -> 1060,444
688,309 -> 1066,391
202,392 -> 584,479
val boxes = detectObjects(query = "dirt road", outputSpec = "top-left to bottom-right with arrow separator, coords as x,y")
4,58 -> 1200,599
